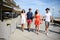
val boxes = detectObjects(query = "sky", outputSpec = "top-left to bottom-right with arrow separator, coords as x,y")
14,0 -> 60,17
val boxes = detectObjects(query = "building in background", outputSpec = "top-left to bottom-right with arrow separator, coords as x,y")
0,0 -> 21,21
0,0 -> 21,40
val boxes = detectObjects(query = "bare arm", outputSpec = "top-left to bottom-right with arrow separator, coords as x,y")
43,16 -> 46,21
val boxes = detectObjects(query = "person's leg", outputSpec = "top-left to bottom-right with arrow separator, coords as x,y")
35,25 -> 37,33
27,21 -> 30,31
27,20 -> 29,30
28,23 -> 30,31
45,21 -> 49,35
45,25 -> 49,33
21,24 -> 24,32
36,25 -> 40,34
27,23 -> 29,29
37,25 -> 40,32
35,25 -> 39,34
28,20 -> 32,32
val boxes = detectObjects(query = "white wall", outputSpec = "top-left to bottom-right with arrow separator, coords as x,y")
0,16 -> 21,40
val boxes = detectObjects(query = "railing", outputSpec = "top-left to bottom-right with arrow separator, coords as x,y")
3,0 -> 16,5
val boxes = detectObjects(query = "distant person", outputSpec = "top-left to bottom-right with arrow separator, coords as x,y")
34,9 -> 42,34
27,8 -> 33,32
44,8 -> 52,35
20,9 -> 27,32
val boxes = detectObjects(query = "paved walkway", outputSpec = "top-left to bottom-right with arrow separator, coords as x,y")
9,21 -> 60,40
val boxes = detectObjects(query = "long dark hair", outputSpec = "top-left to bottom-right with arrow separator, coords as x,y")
21,9 -> 25,13
35,10 -> 38,15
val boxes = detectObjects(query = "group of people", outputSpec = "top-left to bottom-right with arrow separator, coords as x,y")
20,8 -> 52,35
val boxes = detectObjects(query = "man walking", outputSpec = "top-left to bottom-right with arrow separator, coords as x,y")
27,8 -> 33,32
45,8 -> 52,35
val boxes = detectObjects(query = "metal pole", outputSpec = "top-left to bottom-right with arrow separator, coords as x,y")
0,0 -> 3,21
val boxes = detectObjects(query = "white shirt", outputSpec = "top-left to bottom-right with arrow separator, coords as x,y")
45,12 -> 52,22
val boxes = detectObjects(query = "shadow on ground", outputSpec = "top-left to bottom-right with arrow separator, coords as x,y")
16,27 -> 45,34
50,24 -> 60,27
49,29 -> 60,34
16,27 -> 35,32
0,38 -> 5,40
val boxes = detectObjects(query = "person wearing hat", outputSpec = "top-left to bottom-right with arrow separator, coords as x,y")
27,8 -> 33,32
44,8 -> 52,35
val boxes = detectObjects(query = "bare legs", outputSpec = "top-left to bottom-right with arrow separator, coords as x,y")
27,23 -> 31,32
21,24 -> 24,32
45,25 -> 49,35
21,23 -> 30,32
35,25 -> 40,34
45,25 -> 48,33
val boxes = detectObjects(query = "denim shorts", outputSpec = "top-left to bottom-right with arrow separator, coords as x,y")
45,21 -> 50,26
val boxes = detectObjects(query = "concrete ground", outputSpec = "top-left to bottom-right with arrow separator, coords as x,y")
8,21 -> 60,40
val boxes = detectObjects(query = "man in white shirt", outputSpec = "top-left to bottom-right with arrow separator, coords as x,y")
45,8 -> 52,35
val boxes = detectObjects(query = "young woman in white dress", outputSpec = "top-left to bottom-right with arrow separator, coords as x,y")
21,9 -> 27,32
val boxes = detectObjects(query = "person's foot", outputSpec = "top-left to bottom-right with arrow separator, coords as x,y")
37,32 -> 39,35
22,29 -> 24,32
27,28 -> 29,30
22,30 -> 23,32
46,33 -> 48,35
28,29 -> 30,32
45,31 -> 48,35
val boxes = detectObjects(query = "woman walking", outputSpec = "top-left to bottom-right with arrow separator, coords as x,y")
34,9 -> 42,34
20,9 -> 27,32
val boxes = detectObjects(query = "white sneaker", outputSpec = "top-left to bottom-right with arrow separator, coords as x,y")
46,33 -> 48,35
45,31 -> 48,35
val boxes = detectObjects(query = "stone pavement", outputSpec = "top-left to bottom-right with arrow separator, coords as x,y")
8,21 -> 60,40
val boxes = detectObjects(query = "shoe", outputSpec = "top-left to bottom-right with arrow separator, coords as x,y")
45,32 -> 48,36
28,29 -> 30,32
45,31 -> 48,35
46,33 -> 48,35
22,29 -> 24,32
37,32 -> 39,35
